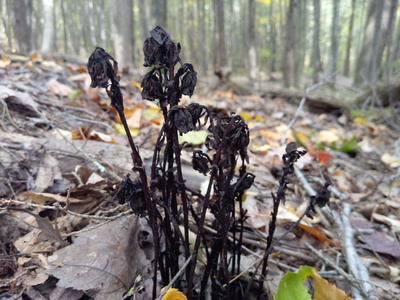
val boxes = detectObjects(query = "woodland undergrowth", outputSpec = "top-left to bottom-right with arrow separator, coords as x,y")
87,26 -> 331,300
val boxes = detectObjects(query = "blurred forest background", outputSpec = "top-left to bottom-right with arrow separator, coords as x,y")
1,0 -> 400,89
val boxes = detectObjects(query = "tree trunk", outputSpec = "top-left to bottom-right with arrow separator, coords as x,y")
354,1 -> 390,86
152,0 -> 167,27
111,0 -> 135,69
343,0 -> 355,77
283,0 -> 296,87
9,0 -> 33,54
197,0 -> 207,74
41,0 -> 54,53
138,0 -> 149,43
382,0 -> 398,80
312,0 -> 322,83
327,0 -> 340,86
213,0 -> 227,71
248,0 -> 257,81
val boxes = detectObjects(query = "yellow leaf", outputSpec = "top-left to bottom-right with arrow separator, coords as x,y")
354,117 -> 367,124
132,80 -> 142,90
178,130 -> 208,145
240,111 -> 253,121
0,56 -> 11,68
315,129 -> 341,145
311,268 -> 353,300
294,131 -> 310,148
255,114 -> 264,122
161,287 -> 187,300
113,123 -> 139,136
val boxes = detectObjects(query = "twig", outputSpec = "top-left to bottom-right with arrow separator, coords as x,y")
280,80 -> 327,145
337,203 -> 372,299
0,198 -> 131,221
155,254 -> 193,300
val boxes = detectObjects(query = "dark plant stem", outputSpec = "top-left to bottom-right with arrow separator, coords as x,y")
107,79 -> 160,299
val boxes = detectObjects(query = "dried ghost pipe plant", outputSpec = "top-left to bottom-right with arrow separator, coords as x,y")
88,26 -> 257,299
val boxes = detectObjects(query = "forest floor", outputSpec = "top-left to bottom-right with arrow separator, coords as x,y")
0,53 -> 399,300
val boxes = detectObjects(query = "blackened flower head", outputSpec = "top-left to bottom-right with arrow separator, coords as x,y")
169,106 -> 195,134
143,37 -> 163,67
116,175 -> 147,217
143,26 -> 181,67
181,63 -> 197,97
87,47 -> 119,88
187,103 -> 206,128
192,150 -> 211,175
141,71 -> 163,101
306,181 -> 331,219
209,115 -> 249,153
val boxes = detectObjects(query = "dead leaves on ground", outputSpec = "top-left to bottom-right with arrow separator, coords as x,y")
1,51 -> 400,299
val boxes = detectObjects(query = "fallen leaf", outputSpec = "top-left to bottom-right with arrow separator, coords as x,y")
47,78 -> 73,96
372,213 -> 400,233
274,265 -> 313,300
47,215 -> 153,300
311,268 -> 353,300
161,287 -> 187,300
178,130 -> 208,145
381,153 -> 399,168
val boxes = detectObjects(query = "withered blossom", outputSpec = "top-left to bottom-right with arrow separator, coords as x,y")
141,71 -> 163,101
181,63 -> 197,97
233,173 -> 256,196
192,150 -> 211,175
169,106 -> 195,134
87,47 -> 119,88
306,181 -> 331,219
116,175 -> 147,217
187,103 -> 206,127
282,142 -> 307,174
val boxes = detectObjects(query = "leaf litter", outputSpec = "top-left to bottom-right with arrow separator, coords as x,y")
0,51 -> 399,299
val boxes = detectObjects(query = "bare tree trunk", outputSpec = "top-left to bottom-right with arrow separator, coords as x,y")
138,0 -> 149,43
382,0 -> 398,80
312,0 -> 322,83
343,0 -> 355,77
197,0 -> 207,74
111,0 -> 135,69
283,0 -> 296,87
248,0 -> 257,81
213,0 -> 227,71
354,1 -> 390,86
327,0 -> 340,85
269,0 -> 277,72
41,0 -> 54,53
152,0 -> 167,27
9,0 -> 33,54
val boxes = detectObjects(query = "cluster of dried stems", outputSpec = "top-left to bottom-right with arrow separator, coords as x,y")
87,26 -> 330,300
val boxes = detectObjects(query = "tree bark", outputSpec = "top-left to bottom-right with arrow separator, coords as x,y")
197,0 -> 207,74
9,0 -> 33,54
111,0 -> 135,69
248,0 -> 257,81
312,0 -> 322,83
283,0 -> 296,87
212,0 -> 227,71
343,0 -> 355,77
327,0 -> 340,85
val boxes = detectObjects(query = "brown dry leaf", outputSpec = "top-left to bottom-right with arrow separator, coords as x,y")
372,213 -> 400,233
34,152 -> 62,193
47,78 -> 72,96
297,224 -> 340,248
360,231 -> 400,258
22,192 -> 82,205
0,86 -> 40,116
47,215 -> 153,300
381,153 -> 399,168
311,268 -> 353,300
15,229 -> 54,253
